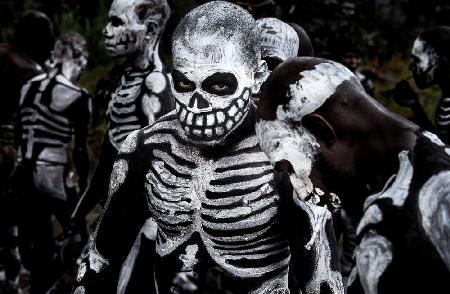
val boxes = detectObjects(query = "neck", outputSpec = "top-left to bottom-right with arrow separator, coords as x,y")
361,109 -> 417,195
126,40 -> 159,70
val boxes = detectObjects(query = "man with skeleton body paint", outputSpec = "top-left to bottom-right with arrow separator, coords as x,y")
393,26 -> 450,145
74,2 -> 343,293
256,57 -> 450,293
0,10 -> 54,294
13,32 -> 91,294
70,0 -> 172,236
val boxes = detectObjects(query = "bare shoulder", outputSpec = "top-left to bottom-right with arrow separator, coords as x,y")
144,70 -> 168,94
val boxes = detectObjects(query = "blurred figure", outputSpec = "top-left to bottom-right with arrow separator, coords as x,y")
14,32 -> 91,294
253,17 -> 299,104
68,0 -> 172,292
71,0 -> 172,227
0,10 -> 54,294
287,22 -> 314,57
332,38 -> 374,97
257,17 -> 299,71
393,26 -> 450,144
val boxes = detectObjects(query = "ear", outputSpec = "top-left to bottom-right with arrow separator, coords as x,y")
145,20 -> 159,39
302,113 -> 336,148
252,60 -> 269,95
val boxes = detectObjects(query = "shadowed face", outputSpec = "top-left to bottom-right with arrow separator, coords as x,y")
256,59 -> 355,200
410,38 -> 439,89
103,0 -> 166,57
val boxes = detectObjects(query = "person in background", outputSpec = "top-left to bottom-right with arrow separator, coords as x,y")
393,26 -> 450,144
14,32 -> 90,294
0,10 -> 54,294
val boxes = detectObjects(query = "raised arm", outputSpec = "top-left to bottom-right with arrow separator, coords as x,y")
73,130 -> 151,293
277,171 -> 344,294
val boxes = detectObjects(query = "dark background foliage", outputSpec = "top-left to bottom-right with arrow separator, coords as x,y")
1,0 -> 449,144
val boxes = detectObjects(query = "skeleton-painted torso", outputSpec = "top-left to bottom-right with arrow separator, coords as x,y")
120,111 -> 290,293
19,72 -> 89,164
107,60 -> 171,151
348,131 -> 450,294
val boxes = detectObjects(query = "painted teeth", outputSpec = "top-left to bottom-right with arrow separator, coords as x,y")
205,128 -> 213,137
186,113 -> 193,125
243,90 -> 250,100
193,129 -> 202,136
206,114 -> 215,126
228,105 -> 238,117
180,109 -> 187,121
237,99 -> 244,108
184,126 -> 190,134
226,119 -> 233,130
175,103 -> 180,112
234,111 -> 243,122
195,115 -> 204,126
216,111 -> 225,124
215,127 -> 224,135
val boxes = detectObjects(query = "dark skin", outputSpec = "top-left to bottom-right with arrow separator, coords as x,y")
257,57 -> 418,219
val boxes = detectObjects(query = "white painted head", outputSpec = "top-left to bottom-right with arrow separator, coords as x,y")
256,59 -> 356,199
104,0 -> 170,57
256,18 -> 299,69
171,1 -> 266,145
410,37 -> 439,89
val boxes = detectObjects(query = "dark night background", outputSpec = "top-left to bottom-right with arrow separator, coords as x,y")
1,0 -> 449,125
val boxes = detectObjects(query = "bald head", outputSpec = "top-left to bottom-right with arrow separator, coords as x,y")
256,18 -> 299,64
258,57 -> 365,123
172,1 -> 260,70
256,57 -> 417,209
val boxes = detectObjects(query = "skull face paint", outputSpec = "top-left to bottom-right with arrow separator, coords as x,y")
104,0 -> 170,57
256,61 -> 354,199
171,1 -> 261,145
256,18 -> 299,71
410,38 -> 439,89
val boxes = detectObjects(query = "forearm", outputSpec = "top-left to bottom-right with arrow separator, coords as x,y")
277,172 -> 343,293
73,131 -> 150,292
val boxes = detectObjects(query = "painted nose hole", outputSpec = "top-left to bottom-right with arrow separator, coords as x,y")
189,92 -> 209,109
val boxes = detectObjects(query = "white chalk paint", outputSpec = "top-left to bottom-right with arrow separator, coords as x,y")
255,119 -> 319,200
256,17 -> 299,61
277,61 -> 354,121
418,171 -> 450,271
356,230 -> 393,294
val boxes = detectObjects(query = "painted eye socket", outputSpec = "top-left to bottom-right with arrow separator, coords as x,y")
211,84 -> 229,91
175,80 -> 196,92
110,16 -> 124,27
202,72 -> 238,96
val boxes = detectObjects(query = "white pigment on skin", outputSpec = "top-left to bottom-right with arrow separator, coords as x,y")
255,119 -> 319,200
256,17 -> 299,61
357,205 -> 383,236
109,159 -> 129,197
418,171 -> 450,271
277,62 -> 354,121
412,38 -> 439,75
356,230 -> 393,294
